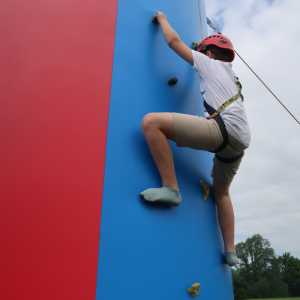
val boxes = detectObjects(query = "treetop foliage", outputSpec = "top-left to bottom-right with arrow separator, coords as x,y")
232,234 -> 300,300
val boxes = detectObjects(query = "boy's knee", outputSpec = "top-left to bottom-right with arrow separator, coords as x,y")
212,180 -> 230,201
141,113 -> 156,134
213,191 -> 229,203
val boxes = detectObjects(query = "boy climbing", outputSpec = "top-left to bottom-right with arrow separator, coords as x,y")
140,12 -> 251,267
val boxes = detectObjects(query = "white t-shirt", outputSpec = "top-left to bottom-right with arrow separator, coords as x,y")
192,50 -> 251,148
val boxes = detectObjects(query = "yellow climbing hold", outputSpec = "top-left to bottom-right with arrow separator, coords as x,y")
188,283 -> 201,297
199,180 -> 210,201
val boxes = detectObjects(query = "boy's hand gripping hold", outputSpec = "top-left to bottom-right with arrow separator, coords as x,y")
152,11 -> 167,24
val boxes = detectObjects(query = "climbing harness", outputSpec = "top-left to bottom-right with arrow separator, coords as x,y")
208,77 -> 243,118
204,78 -> 244,163
204,99 -> 228,153
205,98 -> 244,163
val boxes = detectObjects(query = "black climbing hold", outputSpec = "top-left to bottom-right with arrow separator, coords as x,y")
152,16 -> 158,25
168,77 -> 178,85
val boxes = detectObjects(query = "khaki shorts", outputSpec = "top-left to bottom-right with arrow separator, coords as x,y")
173,113 -> 246,185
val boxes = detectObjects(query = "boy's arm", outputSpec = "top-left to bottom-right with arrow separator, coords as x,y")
153,12 -> 194,66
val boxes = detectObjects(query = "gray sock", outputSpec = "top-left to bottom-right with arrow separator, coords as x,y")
140,186 -> 182,206
225,251 -> 238,267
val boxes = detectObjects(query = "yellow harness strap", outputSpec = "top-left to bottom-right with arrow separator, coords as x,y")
209,77 -> 244,118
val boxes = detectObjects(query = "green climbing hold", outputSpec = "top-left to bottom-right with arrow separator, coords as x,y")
188,283 -> 201,297
199,180 -> 210,201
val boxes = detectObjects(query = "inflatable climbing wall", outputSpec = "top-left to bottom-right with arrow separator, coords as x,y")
0,0 -> 234,299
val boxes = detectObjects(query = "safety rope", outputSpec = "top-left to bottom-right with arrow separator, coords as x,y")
234,50 -> 300,125
206,17 -> 300,125
198,0 -> 204,40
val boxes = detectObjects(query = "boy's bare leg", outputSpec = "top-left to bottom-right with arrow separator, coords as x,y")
140,113 -> 182,205
212,179 -> 238,266
141,112 -> 178,188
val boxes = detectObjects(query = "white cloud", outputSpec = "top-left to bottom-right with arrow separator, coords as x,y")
206,0 -> 300,258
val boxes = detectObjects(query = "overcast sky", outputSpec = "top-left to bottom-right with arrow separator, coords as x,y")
205,0 -> 300,258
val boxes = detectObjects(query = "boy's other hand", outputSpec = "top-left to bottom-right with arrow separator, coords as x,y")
152,12 -> 167,24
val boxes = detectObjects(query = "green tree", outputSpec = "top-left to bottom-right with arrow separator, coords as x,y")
235,234 -> 275,283
278,252 -> 291,273
233,234 -> 289,299
279,253 -> 300,296
265,256 -> 289,298
247,278 -> 270,299
232,269 -> 247,300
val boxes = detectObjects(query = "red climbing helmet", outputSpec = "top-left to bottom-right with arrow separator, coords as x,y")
197,34 -> 235,62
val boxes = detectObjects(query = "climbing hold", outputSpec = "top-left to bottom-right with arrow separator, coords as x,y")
188,283 -> 201,297
199,180 -> 210,201
168,77 -> 178,85
192,42 -> 198,50
152,15 -> 158,24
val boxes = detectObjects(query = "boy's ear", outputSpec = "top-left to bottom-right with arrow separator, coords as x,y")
206,51 -> 214,59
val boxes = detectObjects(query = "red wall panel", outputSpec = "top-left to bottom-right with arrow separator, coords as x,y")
0,0 -> 118,299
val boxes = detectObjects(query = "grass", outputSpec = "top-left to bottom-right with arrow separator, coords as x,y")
248,298 -> 300,300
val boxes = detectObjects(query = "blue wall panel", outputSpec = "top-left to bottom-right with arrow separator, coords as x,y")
96,0 -> 234,299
